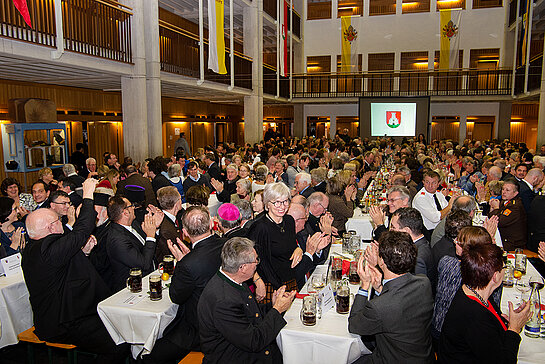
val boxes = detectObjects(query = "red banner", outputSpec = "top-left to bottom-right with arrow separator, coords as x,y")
12,0 -> 32,27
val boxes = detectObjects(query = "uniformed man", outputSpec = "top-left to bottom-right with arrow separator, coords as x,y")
489,178 -> 527,251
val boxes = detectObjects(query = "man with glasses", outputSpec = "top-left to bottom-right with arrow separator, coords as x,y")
23,179 -> 129,363
369,186 -> 411,241
198,237 -> 295,364
49,190 -> 76,232
104,196 -> 158,292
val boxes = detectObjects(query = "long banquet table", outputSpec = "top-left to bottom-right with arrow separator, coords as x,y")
97,271 -> 178,358
0,271 -> 33,348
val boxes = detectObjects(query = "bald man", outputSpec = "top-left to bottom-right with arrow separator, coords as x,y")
22,178 -> 128,363
519,168 -> 545,213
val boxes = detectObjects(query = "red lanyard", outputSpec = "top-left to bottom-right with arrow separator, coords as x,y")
467,295 -> 507,331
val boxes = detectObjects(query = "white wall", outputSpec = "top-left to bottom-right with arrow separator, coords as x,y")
302,2 -> 509,70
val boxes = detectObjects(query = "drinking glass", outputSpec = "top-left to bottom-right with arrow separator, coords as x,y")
300,295 -> 317,326
515,279 -> 531,303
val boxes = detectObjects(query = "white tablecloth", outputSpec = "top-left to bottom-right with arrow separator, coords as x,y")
97,271 -> 179,358
345,209 -> 374,241
277,244 -> 371,364
500,260 -> 545,364
0,271 -> 33,348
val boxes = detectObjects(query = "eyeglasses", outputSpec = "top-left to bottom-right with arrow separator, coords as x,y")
270,199 -> 290,208
124,204 -> 135,210
387,197 -> 403,203
318,202 -> 328,213
242,257 -> 260,266
48,216 -> 62,228
51,201 -> 72,206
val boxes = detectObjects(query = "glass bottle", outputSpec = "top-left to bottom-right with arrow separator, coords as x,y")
525,283 -> 542,338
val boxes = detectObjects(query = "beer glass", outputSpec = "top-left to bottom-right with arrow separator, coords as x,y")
349,261 -> 360,285
126,268 -> 142,293
310,274 -> 326,292
331,258 -> 343,281
149,275 -> 163,301
335,283 -> 353,314
342,233 -> 351,254
300,295 -> 317,326
159,255 -> 175,276
515,248 -> 527,275
349,234 -> 361,254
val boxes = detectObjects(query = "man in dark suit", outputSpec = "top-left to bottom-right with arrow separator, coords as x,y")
349,231 -> 434,364
528,195 -> 545,252
116,164 -> 157,207
155,186 -> 182,262
198,237 -> 296,364
143,206 -> 226,363
31,180 -> 50,209
294,172 -> 315,199
63,163 -> 85,190
518,168 -> 544,213
58,178 -> 83,208
148,159 -> 172,195
105,196 -> 158,292
22,179 -> 128,363
79,157 -> 98,179
311,168 -> 328,193
212,164 -> 240,203
204,152 -> 222,181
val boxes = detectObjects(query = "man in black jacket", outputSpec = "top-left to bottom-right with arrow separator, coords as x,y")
143,206 -> 226,364
117,164 -> 158,207
148,158 -> 172,195
198,237 -> 295,364
22,179 -> 128,363
105,196 -> 158,292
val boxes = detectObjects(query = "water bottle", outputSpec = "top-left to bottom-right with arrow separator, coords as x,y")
524,283 -> 542,338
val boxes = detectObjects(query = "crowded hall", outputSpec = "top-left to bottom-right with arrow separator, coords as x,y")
3,0 -> 545,363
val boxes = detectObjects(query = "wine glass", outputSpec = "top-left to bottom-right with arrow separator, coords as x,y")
529,275 -> 544,290
515,279 -> 531,303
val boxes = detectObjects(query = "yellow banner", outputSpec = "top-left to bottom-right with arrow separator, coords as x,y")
439,9 -> 461,70
341,16 -> 357,73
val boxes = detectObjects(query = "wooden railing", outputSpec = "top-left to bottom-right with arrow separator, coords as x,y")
62,0 -> 132,63
0,0 -> 132,63
0,0 -> 56,47
293,69 -> 513,98
159,20 -> 253,90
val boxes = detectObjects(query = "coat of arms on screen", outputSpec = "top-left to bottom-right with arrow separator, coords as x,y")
386,111 -> 401,128
344,25 -> 358,43
442,20 -> 458,40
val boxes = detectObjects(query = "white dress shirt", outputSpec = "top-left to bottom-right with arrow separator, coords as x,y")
412,187 -> 448,230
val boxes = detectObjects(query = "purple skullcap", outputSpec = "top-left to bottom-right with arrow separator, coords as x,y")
217,203 -> 240,222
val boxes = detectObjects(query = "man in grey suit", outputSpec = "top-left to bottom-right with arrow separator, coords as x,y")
348,231 -> 434,364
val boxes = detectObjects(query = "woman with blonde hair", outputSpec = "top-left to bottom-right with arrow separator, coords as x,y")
96,168 -> 120,195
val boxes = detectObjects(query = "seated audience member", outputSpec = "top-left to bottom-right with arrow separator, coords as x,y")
272,160 -> 288,185
528,195 -> 545,252
89,192 -> 113,283
430,195 -> 476,247
231,178 -> 251,204
488,178 -> 527,251
349,230 -> 434,364
233,199 -> 254,232
62,163 -> 85,190
204,152 -> 222,181
212,163 -> 240,203
518,168 -> 544,213
294,172 -> 315,198
22,179 -> 129,363
31,180 -> 51,209
198,237 -> 296,364
326,176 -> 356,235
148,158 -> 172,194
183,161 -> 212,193
389,207 -> 434,281
49,190 -> 76,232
156,186 -> 182,262
144,206 -> 227,363
167,163 -> 185,201
238,163 -> 251,181
398,166 -> 418,199
311,167 -> 328,193
251,190 -> 265,217
0,197 -> 26,257
105,196 -> 158,292
39,167 -> 58,192
57,178 -> 83,208
369,186 -> 411,241
290,195 -> 308,211
431,210 -> 472,282
96,168 -> 120,196
1,177 -> 36,212
251,165 -> 268,194
439,242 -> 531,363
412,170 -> 455,241
301,192 -> 335,264
185,185 -> 211,207
218,203 -> 244,239
458,158 -> 484,196
285,155 -> 299,188
80,157 -> 98,179
117,164 -> 157,207
433,226 -> 502,342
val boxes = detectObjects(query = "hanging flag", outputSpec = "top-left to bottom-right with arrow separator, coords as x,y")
279,0 -> 288,77
208,0 -> 227,74
439,9 -> 461,70
520,0 -> 530,66
341,16 -> 358,73
12,0 -> 32,27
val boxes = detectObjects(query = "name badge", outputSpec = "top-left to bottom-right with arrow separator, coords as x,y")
319,284 -> 335,314
0,253 -> 22,277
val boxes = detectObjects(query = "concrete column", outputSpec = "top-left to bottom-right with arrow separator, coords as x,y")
498,101 -> 512,141
243,0 -> 263,144
458,115 -> 467,146
143,0 -> 162,157
293,104 -> 305,138
332,0 -> 338,19
120,0 -> 148,163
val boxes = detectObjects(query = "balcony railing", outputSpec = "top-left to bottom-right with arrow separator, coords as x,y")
159,21 -> 252,90
292,69 -> 513,98
0,0 -> 132,63
263,63 -> 289,97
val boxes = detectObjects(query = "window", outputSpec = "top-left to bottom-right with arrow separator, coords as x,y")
367,53 -> 394,92
308,0 -> 332,20
436,0 -> 465,11
433,50 -> 464,93
473,0 -> 502,9
402,0 -> 430,14
400,52 -> 429,93
369,0 -> 396,16
307,56 -> 331,93
336,55 -> 363,93
338,0 -> 363,17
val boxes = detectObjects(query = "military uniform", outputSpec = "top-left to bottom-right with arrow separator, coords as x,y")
489,197 -> 527,251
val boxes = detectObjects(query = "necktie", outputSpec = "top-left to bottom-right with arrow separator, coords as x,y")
433,194 -> 443,211
130,227 -> 146,245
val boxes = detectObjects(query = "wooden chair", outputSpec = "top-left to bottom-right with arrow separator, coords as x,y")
17,326 -> 78,364
45,341 -> 77,364
178,351 -> 204,364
